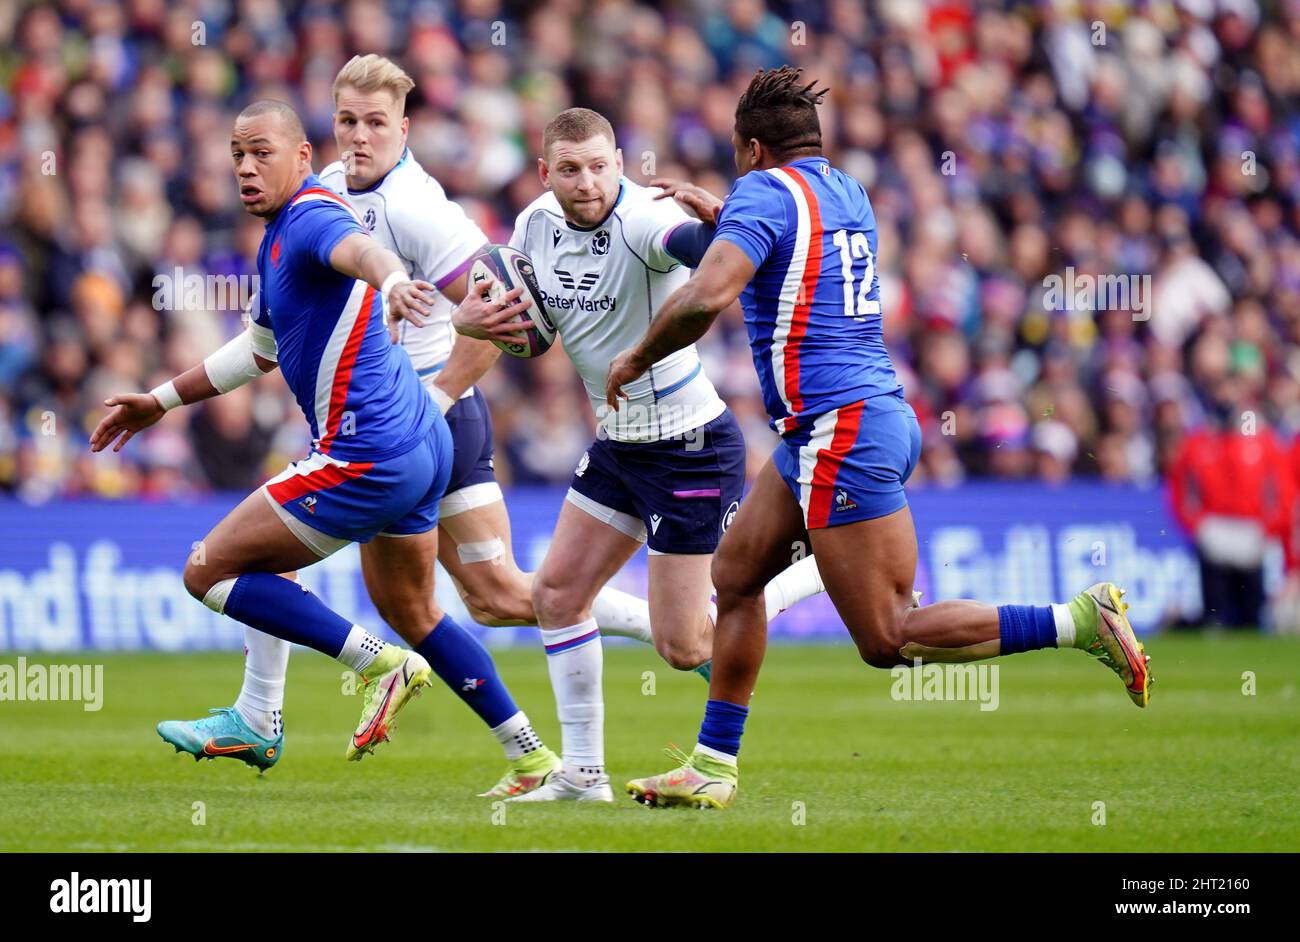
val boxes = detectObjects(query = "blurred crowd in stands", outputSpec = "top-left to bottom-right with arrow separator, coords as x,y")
3,0 -> 1300,620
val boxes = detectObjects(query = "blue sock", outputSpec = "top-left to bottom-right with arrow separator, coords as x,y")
225,573 -> 353,657
416,614 -> 519,729
698,699 -> 749,757
997,604 -> 1058,655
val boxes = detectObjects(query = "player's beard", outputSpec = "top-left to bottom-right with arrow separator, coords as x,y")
563,191 -> 613,227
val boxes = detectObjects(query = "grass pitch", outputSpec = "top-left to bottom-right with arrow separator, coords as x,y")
1,635 -> 1297,852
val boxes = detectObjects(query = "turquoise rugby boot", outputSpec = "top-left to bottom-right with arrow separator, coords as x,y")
158,707 -> 283,771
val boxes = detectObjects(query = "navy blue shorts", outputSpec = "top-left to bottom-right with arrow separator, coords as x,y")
567,410 -> 746,554
262,417 -> 453,549
774,392 -> 922,529
442,389 -> 497,495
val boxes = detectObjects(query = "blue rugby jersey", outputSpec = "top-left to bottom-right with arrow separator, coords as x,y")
253,175 -> 433,461
713,156 -> 902,436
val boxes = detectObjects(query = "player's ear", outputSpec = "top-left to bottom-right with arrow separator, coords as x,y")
538,157 -> 550,189
300,139 -> 313,169
400,115 -> 409,141
615,147 -> 623,175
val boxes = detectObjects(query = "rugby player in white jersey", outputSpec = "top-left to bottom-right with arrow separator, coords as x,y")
220,56 -> 661,797
454,108 -> 826,801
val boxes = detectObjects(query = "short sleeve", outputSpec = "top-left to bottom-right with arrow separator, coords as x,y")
621,183 -> 692,272
713,172 -> 788,271
389,176 -> 488,289
292,201 -> 363,269
248,289 -> 271,329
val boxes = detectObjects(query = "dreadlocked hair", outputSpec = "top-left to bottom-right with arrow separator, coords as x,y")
734,66 -> 829,160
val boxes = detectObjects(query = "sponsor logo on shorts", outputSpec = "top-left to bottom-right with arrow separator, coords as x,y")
575,452 -> 590,477
834,488 -> 857,512
301,494 -> 318,514
650,514 -> 663,535
722,500 -> 739,531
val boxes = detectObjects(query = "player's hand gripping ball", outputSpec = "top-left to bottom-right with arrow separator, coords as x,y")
466,245 -> 555,358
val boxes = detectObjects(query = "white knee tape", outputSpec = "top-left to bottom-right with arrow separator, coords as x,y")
457,537 -> 505,564
202,577 -> 239,614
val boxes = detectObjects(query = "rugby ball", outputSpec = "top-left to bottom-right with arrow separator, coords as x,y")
468,244 -> 555,358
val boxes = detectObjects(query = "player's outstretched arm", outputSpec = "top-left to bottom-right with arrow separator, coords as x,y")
605,240 -> 755,409
90,327 -> 277,453
328,231 -> 436,338
649,177 -> 725,225
426,269 -> 504,412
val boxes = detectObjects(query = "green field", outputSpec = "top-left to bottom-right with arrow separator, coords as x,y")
1,635 -> 1297,852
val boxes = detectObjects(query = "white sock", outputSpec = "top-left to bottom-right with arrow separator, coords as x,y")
491,710 -> 544,761
694,742 -> 738,766
337,625 -> 386,674
763,554 -> 825,621
1052,604 -> 1077,648
234,627 -> 289,739
540,618 -> 604,785
590,585 -> 654,645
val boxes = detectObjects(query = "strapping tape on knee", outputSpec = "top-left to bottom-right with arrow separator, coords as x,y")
457,537 -> 505,564
202,577 -> 238,614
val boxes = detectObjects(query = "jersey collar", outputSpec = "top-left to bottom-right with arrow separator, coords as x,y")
346,147 -> 411,195
786,155 -> 829,173
564,180 -> 625,232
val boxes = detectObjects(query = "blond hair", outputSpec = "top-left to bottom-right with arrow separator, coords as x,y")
333,54 -> 415,108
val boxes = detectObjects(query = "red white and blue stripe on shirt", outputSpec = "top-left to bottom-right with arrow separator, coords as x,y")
253,176 -> 433,464
713,157 -> 902,437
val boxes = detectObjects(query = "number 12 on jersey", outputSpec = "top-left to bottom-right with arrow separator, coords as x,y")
831,228 -> 882,319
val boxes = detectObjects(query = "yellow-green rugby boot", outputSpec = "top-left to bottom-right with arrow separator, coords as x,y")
626,745 -> 738,809
1069,582 -> 1152,707
346,644 -> 433,761
478,746 -> 563,798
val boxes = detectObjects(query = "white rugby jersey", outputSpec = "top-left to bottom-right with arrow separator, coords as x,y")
319,149 -> 486,394
510,177 -> 726,442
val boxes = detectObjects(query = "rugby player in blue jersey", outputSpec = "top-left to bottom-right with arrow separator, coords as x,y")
606,68 -> 1153,808
91,100 -> 552,771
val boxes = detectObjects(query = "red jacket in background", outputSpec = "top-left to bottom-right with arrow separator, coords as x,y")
1167,426 -> 1293,565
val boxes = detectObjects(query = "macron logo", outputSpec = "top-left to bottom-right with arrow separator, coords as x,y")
650,514 -> 663,534
50,872 -> 151,923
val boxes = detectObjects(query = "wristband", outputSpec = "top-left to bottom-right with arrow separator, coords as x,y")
430,384 -> 455,415
149,380 -> 183,412
381,270 -> 412,304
